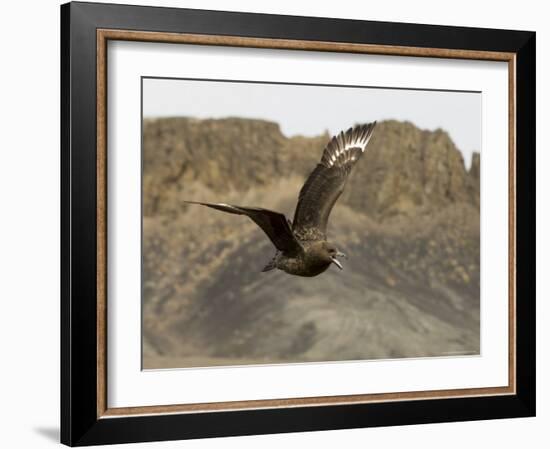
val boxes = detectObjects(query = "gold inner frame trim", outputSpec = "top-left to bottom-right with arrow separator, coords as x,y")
96,28 -> 517,419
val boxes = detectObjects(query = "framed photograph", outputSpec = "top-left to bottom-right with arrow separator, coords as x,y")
61,1 -> 536,446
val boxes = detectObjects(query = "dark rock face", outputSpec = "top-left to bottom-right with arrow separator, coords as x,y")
343,121 -> 475,219
468,152 -> 481,207
142,117 -> 480,368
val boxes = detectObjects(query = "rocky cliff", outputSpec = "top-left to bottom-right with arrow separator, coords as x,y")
142,117 -> 480,368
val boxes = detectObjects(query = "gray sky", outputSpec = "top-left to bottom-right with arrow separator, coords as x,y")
143,78 -> 481,167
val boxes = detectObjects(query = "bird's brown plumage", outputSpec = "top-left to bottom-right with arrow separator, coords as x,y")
186,122 -> 377,277
293,122 -> 376,240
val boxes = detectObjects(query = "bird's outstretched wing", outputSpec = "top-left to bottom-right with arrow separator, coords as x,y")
186,201 -> 302,255
292,122 -> 376,240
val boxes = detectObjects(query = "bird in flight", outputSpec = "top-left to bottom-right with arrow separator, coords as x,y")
187,122 -> 376,277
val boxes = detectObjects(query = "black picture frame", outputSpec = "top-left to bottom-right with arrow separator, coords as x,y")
61,1 -> 536,446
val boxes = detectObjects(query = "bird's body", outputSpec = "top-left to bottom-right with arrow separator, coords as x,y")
263,241 -> 338,277
187,122 -> 376,277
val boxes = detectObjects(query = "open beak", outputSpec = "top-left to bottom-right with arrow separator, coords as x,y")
331,257 -> 343,270
335,251 -> 347,259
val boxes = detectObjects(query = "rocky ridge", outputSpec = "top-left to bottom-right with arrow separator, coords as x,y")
142,117 -> 480,368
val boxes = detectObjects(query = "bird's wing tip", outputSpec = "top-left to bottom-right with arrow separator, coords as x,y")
321,121 -> 377,166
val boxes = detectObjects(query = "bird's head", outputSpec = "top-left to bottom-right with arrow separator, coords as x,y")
320,242 -> 347,270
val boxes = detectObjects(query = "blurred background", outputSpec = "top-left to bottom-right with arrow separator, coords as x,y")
141,79 -> 481,369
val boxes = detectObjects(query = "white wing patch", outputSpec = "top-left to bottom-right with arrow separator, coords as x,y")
321,122 -> 377,168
